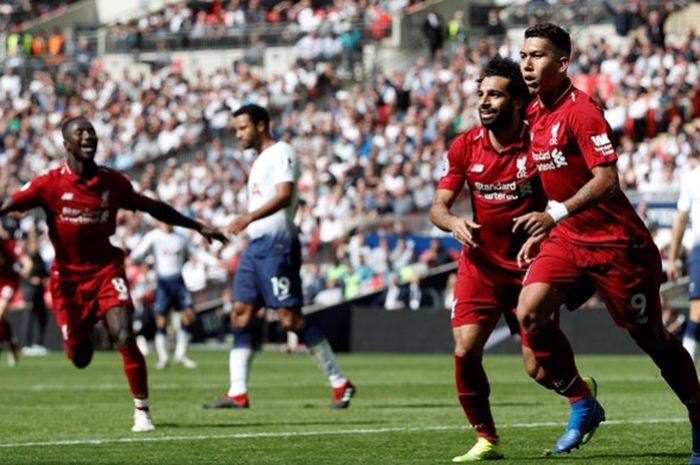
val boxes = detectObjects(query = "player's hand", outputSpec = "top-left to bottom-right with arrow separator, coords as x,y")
227,213 -> 253,235
199,225 -> 229,244
512,211 -> 555,236
667,260 -> 679,282
449,217 -> 481,249
517,233 -> 546,268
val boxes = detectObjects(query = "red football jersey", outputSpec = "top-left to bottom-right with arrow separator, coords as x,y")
437,125 -> 548,271
0,237 -> 18,282
12,164 -> 157,279
527,81 -> 652,247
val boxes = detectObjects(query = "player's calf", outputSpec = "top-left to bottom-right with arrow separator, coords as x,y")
69,341 -> 94,369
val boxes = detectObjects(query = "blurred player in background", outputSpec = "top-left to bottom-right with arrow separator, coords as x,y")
203,104 -> 355,410
668,149 -> 700,361
514,23 -> 700,462
431,55 -> 596,462
131,221 -> 198,369
0,116 -> 227,432
0,223 -> 20,367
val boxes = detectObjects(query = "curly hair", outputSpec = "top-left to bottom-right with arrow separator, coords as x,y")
482,55 -> 531,104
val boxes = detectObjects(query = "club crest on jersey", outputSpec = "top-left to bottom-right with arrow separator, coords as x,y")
100,190 -> 110,207
470,164 -> 484,173
251,183 -> 262,197
516,156 -> 528,179
550,122 -> 561,145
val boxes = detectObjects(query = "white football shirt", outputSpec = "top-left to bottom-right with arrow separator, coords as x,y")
130,228 -> 190,278
246,141 -> 299,240
677,165 -> 700,247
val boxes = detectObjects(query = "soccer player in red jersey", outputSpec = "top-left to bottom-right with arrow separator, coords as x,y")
0,117 -> 227,432
431,56 -> 575,461
514,23 -> 700,461
0,226 -> 20,367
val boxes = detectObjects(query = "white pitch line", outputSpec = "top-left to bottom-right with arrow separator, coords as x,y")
0,417 -> 687,449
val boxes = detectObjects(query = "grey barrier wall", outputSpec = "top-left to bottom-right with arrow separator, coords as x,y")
6,309 -> 63,351
309,303 -> 646,355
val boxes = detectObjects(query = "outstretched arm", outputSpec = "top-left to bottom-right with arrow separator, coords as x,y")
0,198 -> 25,217
430,188 -> 480,249
513,164 -> 619,236
138,199 -> 228,244
228,182 -> 293,235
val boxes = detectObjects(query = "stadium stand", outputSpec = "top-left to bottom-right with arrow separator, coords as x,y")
1,0 -> 699,348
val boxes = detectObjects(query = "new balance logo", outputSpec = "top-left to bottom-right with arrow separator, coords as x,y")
470,164 -> 484,173
61,192 -> 74,201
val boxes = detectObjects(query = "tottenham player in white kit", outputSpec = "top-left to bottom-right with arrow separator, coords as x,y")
203,104 -> 355,409
131,221 -> 198,369
668,151 -> 700,361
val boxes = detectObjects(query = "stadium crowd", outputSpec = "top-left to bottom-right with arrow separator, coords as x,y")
1,1 -> 699,330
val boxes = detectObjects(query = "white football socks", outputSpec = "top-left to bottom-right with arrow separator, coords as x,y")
307,338 -> 346,388
227,347 -> 253,397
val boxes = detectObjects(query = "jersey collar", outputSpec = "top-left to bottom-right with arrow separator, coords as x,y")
539,78 -> 574,111
62,162 -> 101,187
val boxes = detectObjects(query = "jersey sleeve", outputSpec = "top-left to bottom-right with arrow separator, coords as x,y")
272,145 -> 297,185
567,101 -> 617,169
11,172 -> 51,211
130,230 -> 155,260
677,171 -> 693,212
436,135 -> 467,192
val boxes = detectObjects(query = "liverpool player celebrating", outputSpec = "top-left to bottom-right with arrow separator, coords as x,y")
0,117 -> 227,432
514,23 -> 700,462
431,56 -> 595,462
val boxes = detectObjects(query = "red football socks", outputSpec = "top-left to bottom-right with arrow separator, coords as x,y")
521,322 -> 590,402
117,342 -> 149,400
455,354 -> 498,443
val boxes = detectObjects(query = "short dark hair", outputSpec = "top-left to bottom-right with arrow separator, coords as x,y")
61,116 -> 88,138
481,55 -> 531,104
524,22 -> 571,57
233,104 -> 270,130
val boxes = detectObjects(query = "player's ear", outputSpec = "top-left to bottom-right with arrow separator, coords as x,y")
557,54 -> 569,75
512,96 -> 524,113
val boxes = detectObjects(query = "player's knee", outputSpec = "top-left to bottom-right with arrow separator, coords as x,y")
113,325 -> 134,347
453,337 -> 481,359
629,324 -> 669,355
516,308 -> 541,333
70,344 -> 94,369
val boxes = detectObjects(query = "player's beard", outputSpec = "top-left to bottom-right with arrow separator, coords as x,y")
479,101 -> 513,133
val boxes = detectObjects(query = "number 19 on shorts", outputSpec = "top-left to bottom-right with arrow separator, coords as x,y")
270,276 -> 291,301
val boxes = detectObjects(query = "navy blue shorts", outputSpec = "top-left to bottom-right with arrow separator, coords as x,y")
233,235 -> 303,308
689,246 -> 700,300
155,275 -> 193,315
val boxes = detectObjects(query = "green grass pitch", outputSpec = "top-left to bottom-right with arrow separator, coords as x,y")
0,350 -> 693,464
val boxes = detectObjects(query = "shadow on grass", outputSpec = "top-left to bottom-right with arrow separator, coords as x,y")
510,451 -> 687,462
351,403 -> 455,409
158,419 -> 385,429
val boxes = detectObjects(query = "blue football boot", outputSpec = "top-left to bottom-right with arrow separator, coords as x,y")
555,396 -> 606,454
